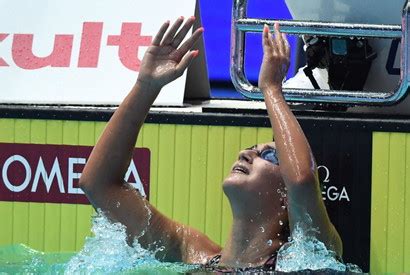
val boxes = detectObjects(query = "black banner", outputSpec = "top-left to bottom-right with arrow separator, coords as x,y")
301,120 -> 372,272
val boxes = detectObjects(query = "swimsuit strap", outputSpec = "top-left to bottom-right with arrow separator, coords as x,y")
205,252 -> 276,268
263,251 -> 277,267
206,254 -> 222,266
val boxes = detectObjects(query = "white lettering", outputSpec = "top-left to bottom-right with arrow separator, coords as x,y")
124,160 -> 145,197
323,185 -> 351,202
339,187 -> 350,201
318,165 -> 330,183
31,157 -> 65,193
68,158 -> 85,194
2,155 -> 31,192
327,186 -> 339,201
322,188 -> 327,201
1,153 -> 147,197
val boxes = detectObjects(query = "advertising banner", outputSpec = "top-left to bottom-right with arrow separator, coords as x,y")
303,122 -> 372,271
0,143 -> 150,204
0,0 -> 197,105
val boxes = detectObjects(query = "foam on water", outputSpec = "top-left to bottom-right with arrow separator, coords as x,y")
0,210 -> 196,274
65,209 -> 197,273
275,219 -> 362,273
0,211 -> 363,273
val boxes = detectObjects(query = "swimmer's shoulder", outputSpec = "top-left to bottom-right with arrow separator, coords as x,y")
177,225 -> 222,264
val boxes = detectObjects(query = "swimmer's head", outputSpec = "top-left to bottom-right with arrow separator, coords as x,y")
223,142 -> 287,216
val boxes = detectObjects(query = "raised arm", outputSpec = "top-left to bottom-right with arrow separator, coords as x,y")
258,23 -> 342,256
79,17 -> 220,262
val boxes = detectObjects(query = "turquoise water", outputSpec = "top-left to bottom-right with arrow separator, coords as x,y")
0,244 -> 195,274
276,222 -> 361,272
0,244 -> 72,274
0,212 -> 361,274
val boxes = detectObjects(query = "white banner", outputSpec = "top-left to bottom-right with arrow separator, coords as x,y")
0,0 -> 197,106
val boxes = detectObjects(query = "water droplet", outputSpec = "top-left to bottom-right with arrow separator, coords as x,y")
116,202 -> 121,208
275,220 -> 360,272
267,239 -> 273,246
65,210 -> 162,273
260,226 -> 265,232
279,220 -> 284,226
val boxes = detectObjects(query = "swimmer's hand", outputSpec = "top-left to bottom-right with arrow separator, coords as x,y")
137,17 -> 203,91
258,22 -> 290,93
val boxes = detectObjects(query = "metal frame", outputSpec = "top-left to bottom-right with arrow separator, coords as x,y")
230,0 -> 410,105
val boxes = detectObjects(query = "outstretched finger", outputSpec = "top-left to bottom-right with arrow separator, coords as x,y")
282,33 -> 290,58
152,21 -> 170,46
262,25 -> 274,57
274,22 -> 285,55
161,17 -> 184,45
175,50 -> 199,76
172,16 -> 196,48
262,25 -> 270,50
268,27 -> 278,55
175,27 -> 203,59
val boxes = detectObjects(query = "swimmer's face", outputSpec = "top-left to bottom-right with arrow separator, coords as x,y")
223,142 -> 285,204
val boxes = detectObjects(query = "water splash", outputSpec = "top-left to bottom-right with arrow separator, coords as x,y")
0,210 -> 197,273
0,211 -> 362,273
65,210 -> 196,273
275,221 -> 362,273
65,210 -> 153,273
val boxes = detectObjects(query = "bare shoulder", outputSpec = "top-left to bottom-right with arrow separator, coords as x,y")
180,226 -> 222,264
134,206 -> 221,263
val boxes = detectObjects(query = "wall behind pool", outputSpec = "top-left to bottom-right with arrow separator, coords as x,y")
0,117 -> 409,273
371,132 -> 410,273
0,118 -> 272,252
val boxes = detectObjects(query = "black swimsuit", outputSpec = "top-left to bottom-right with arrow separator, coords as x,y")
200,252 -> 277,273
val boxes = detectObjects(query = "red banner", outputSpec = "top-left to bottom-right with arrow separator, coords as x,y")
0,143 -> 150,204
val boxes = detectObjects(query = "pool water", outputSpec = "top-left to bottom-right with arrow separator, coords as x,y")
0,244 -> 196,274
0,212 -> 362,274
0,244 -> 72,274
275,222 -> 361,272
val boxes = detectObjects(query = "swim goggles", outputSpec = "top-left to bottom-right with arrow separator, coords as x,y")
248,146 -> 280,166
260,147 -> 280,165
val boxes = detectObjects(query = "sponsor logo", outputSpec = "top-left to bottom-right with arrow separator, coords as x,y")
0,22 -> 152,71
0,143 -> 150,204
318,165 -> 350,202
